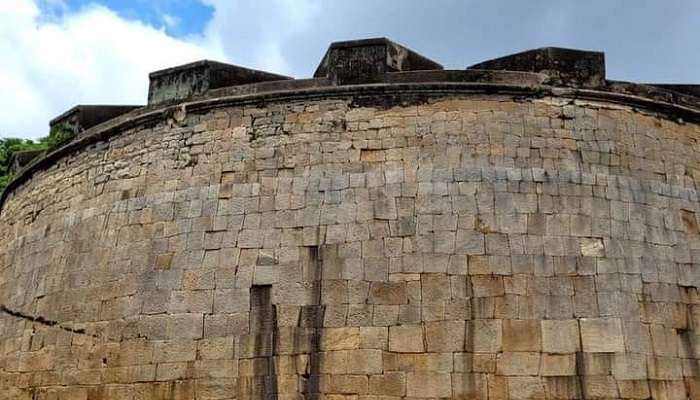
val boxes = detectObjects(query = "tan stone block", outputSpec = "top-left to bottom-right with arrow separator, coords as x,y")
194,359 -> 238,379
168,313 -> 204,339
388,324 -> 424,353
468,319 -> 502,353
321,327 -> 360,351
454,352 -> 473,372
541,319 -> 580,353
471,275 -> 505,297
56,387 -> 88,400
647,355 -> 683,380
368,372 -> 406,396
413,352 -> 453,372
345,349 -> 383,375
497,352 -> 540,376
369,282 -> 408,304
360,327 -> 388,350
507,376 -> 546,400
580,318 -> 625,353
425,320 -> 465,352
197,337 -> 234,360
612,353 -> 647,380
118,339 -> 154,365
543,376 -> 581,399
540,353 -> 576,376
406,372 -> 452,398
451,372 -> 488,399
617,380 -> 650,399
582,376 -> 619,399
153,340 -> 196,363
649,324 -> 678,357
329,374 -> 368,394
502,319 -> 541,351
156,362 -> 188,381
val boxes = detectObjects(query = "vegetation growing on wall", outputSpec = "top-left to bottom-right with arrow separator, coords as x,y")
0,125 -> 76,192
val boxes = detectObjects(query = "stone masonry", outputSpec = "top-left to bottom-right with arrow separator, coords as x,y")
2,39 -> 700,399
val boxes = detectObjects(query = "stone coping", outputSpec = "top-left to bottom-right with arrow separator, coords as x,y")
3,71 -> 700,214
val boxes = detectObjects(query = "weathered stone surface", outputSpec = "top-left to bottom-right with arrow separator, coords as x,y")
469,46 -> 606,87
580,318 -> 626,353
314,37 -> 442,84
148,60 -> 291,105
542,320 -> 580,353
3,45 -> 700,399
389,324 -> 424,353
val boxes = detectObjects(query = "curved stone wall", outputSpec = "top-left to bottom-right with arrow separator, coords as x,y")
2,88 -> 700,400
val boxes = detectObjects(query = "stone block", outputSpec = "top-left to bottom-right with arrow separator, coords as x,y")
406,372 -> 452,398
425,320 -> 465,352
497,352 -> 541,376
467,320 -> 502,353
321,327 -> 360,350
502,319 -> 541,351
540,353 -> 576,376
451,373 -> 488,399
369,372 -> 406,396
541,320 -> 580,353
389,324 -> 424,353
368,282 -> 408,304
507,376 -> 547,400
580,318 -> 625,353
612,352 -> 647,380
360,326 -> 388,350
345,349 -> 383,374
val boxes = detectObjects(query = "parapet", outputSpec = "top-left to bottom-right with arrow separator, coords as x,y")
8,149 -> 45,175
147,60 -> 292,105
49,105 -> 141,135
468,46 -> 606,87
313,37 -> 443,84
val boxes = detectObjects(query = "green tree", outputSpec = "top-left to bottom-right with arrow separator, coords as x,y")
0,124 -> 76,193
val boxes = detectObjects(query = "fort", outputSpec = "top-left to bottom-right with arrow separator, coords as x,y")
1,37 -> 700,399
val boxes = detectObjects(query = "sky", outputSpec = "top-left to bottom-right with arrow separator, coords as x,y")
1,0 -> 699,139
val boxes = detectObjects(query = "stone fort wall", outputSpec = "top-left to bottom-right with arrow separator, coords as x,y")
2,40 -> 700,400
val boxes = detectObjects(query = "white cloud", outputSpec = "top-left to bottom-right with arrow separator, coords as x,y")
0,0 -> 223,139
200,0 -> 320,75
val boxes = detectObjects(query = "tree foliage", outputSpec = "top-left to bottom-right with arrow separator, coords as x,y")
0,124 -> 76,193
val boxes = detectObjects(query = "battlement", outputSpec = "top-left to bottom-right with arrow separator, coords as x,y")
49,37 -> 700,132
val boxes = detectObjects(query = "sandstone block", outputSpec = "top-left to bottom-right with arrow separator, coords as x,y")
502,319 -> 541,351
389,324 -> 424,353
321,327 -> 360,350
540,353 -> 576,376
497,352 -> 541,376
612,352 -> 647,380
406,372 -> 452,398
541,320 -> 580,353
425,320 -> 465,352
345,349 -> 383,375
468,319 -> 502,353
507,376 -> 546,400
580,318 -> 625,353
369,372 -> 406,396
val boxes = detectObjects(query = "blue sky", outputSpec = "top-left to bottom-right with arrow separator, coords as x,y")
2,0 -> 700,139
57,0 -> 214,37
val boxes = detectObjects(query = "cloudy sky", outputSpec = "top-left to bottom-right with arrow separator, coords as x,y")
2,0 -> 699,139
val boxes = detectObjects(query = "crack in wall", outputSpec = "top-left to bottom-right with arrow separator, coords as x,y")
304,245 -> 325,399
0,305 -> 97,337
